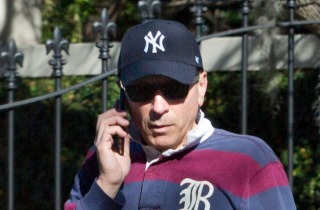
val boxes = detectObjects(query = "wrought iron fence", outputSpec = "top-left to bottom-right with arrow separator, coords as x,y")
1,0 -> 320,209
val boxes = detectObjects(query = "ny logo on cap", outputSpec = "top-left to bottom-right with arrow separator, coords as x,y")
144,31 -> 165,53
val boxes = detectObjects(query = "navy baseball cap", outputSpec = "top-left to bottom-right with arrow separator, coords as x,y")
118,19 -> 203,87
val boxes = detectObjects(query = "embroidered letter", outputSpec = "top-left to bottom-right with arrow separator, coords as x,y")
144,31 -> 165,53
179,178 -> 214,210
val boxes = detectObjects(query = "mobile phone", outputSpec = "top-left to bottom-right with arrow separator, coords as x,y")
118,89 -> 126,111
114,89 -> 125,155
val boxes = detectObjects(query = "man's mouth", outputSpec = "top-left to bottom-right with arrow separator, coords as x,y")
149,124 -> 171,132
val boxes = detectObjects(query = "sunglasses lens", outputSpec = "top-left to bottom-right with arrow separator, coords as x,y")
125,85 -> 154,102
125,80 -> 193,102
162,82 -> 189,100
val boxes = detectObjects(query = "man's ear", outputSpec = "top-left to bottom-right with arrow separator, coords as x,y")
198,71 -> 208,107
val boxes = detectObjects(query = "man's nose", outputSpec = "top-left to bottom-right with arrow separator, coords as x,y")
151,91 -> 170,115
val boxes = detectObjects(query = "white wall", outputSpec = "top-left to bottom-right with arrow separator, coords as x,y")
13,34 -> 320,77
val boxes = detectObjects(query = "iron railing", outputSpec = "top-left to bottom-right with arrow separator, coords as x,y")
1,0 -> 320,209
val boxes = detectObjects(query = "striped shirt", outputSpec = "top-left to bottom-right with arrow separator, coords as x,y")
65,113 -> 296,210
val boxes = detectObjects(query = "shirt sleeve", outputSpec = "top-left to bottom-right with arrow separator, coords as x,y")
64,146 -> 126,210
240,140 -> 297,210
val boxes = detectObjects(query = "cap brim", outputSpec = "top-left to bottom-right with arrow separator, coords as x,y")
120,60 -> 198,87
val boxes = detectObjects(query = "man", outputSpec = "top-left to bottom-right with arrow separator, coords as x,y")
65,19 -> 296,210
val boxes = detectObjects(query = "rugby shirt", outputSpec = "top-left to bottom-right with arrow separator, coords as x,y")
65,113 -> 296,210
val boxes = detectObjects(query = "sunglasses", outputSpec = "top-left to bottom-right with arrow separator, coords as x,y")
120,76 -> 199,103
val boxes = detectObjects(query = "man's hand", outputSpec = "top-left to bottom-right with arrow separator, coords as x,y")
94,108 -> 131,198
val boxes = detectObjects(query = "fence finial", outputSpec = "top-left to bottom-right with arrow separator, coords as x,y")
0,39 -> 23,90
93,8 -> 116,60
190,0 -> 208,38
46,27 -> 69,78
138,0 -> 162,23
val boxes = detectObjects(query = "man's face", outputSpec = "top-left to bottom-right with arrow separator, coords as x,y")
126,71 -> 207,152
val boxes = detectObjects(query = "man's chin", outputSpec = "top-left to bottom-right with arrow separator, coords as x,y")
150,137 -> 182,152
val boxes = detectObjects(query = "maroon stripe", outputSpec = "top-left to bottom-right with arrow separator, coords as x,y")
123,150 -> 289,198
